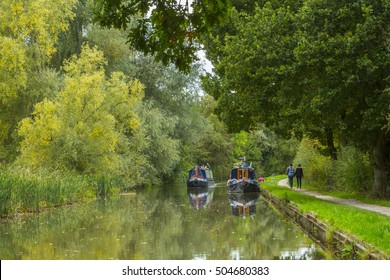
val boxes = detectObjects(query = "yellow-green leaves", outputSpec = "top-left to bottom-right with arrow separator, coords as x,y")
18,45 -> 144,174
0,36 -> 27,104
5,0 -> 78,65
18,100 -> 60,167
0,0 -> 78,160
0,0 -> 76,99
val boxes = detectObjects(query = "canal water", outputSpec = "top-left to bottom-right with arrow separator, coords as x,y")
0,184 -> 325,260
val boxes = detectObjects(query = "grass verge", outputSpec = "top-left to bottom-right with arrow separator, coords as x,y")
262,177 -> 390,257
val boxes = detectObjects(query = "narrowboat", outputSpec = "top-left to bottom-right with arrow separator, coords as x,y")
187,165 -> 215,188
227,160 -> 260,193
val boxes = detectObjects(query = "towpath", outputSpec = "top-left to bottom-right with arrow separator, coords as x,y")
277,178 -> 390,217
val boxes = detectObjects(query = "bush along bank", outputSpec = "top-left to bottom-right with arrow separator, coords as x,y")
260,187 -> 389,260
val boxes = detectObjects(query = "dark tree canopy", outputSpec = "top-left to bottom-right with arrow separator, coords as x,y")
93,0 -> 230,72
202,0 -> 390,197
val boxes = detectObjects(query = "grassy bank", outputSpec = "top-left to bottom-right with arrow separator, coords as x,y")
0,168 -> 127,218
262,176 -> 390,257
301,185 -> 390,208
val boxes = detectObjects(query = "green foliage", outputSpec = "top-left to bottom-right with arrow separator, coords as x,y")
230,130 -> 264,174
294,138 -> 374,196
333,146 -> 374,194
93,0 -> 231,72
1,0 -> 78,69
5,0 -> 78,67
293,140 -> 374,194
204,1 -> 301,134
0,69 -> 64,162
293,138 -> 332,189
293,0 -> 390,144
231,131 -> 252,161
0,0 -> 78,164
198,112 -> 232,181
203,0 -> 390,196
262,137 -> 299,176
51,0 -> 95,69
0,36 -> 27,104
138,102 -> 181,182
18,45 -> 144,174
85,25 -> 134,74
114,43 -> 232,183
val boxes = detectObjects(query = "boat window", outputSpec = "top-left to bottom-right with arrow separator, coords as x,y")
238,169 -> 248,179
230,168 -> 238,179
201,169 -> 207,179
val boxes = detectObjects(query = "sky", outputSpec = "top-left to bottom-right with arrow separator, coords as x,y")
197,49 -> 214,74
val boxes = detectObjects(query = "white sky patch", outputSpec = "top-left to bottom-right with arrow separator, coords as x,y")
197,49 -> 214,74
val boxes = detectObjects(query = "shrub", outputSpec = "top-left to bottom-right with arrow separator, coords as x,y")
333,146 -> 373,194
293,138 -> 332,189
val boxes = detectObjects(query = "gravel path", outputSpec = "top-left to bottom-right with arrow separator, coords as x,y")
278,178 -> 390,217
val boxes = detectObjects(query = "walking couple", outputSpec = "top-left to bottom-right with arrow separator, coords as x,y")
286,163 -> 303,189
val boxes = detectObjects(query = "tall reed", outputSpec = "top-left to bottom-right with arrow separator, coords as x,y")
0,172 -> 13,216
0,168 -> 125,217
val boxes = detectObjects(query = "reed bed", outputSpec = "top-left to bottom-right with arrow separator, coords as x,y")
0,168 -> 126,217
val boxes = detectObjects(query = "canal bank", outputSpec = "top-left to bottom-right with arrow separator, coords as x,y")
277,178 -> 390,217
260,181 -> 390,260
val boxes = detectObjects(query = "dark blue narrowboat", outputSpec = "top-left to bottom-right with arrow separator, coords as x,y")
187,165 -> 215,188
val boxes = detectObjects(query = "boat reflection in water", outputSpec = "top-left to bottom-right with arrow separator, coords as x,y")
187,186 -> 215,210
229,192 -> 260,217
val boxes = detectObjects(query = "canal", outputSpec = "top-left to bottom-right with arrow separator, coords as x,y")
0,184 -> 326,260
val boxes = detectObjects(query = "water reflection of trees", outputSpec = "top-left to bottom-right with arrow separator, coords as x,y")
203,195 -> 320,260
0,186 -> 324,259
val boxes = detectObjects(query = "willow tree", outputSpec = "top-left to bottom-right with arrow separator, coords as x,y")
203,0 -> 390,197
18,45 -> 144,174
0,0 -> 78,161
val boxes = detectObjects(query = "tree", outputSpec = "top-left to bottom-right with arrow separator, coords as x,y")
93,0 -> 230,72
83,21 -> 231,183
203,1 -> 303,134
203,0 -> 390,197
294,0 -> 390,197
0,0 -> 78,162
138,102 -> 181,181
51,0 -> 95,70
2,0 -> 78,70
182,96 -> 232,181
1,0 -> 77,108
85,24 -> 135,74
18,45 -> 144,174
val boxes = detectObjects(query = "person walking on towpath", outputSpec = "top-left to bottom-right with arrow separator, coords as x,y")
295,164 -> 303,189
286,163 -> 295,189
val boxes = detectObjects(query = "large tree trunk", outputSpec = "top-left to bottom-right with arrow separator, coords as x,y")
325,128 -> 338,160
371,130 -> 390,198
